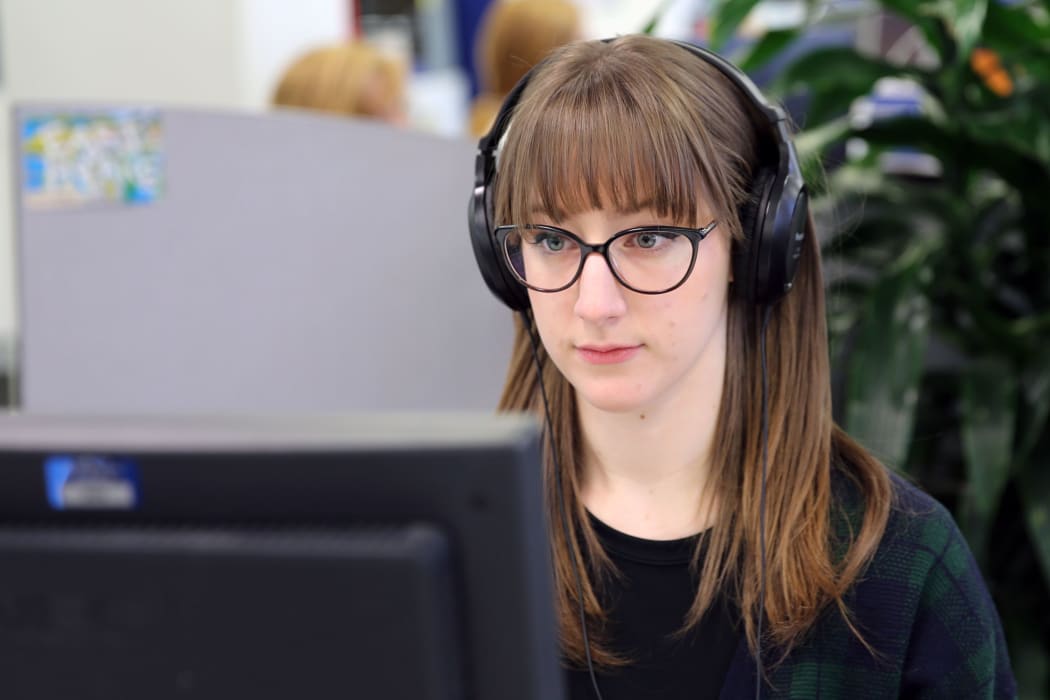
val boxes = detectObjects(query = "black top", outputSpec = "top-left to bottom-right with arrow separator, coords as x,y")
565,513 -> 740,700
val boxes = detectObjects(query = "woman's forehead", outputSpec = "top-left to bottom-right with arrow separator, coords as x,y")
527,196 -> 660,216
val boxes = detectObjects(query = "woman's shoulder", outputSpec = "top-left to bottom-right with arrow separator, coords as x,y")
827,465 -> 1017,698
831,461 -> 958,552
830,464 -> 980,596
882,469 -> 960,552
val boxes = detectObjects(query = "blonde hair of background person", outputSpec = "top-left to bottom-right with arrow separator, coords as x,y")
480,35 -> 1016,698
469,0 -> 580,137
273,41 -> 406,125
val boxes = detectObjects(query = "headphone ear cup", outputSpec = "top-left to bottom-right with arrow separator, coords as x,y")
733,168 -> 776,303
468,182 -> 530,311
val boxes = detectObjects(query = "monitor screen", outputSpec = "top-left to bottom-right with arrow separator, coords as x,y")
0,414 -> 565,700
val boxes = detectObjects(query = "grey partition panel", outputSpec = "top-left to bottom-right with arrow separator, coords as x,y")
16,106 -> 512,412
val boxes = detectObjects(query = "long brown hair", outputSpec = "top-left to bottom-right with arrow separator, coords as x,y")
493,36 -> 893,668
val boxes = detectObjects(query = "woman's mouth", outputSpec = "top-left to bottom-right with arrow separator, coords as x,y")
575,344 -> 642,365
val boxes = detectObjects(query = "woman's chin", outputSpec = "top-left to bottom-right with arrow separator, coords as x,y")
573,382 -> 651,415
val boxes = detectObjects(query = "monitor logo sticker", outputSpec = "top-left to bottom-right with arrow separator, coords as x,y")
44,455 -> 141,510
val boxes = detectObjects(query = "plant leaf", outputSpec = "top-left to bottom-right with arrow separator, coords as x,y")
1018,445 -> 1050,589
1016,354 -> 1050,464
959,360 -> 1017,566
949,0 -> 989,64
823,199 -> 939,263
772,48 -> 921,125
708,0 -> 763,51
878,0 -> 987,64
877,0 -> 950,62
843,250 -> 932,469
965,108 -> 1050,173
639,0 -> 674,35
737,28 -> 799,72
851,116 -> 960,170
855,116 -> 1050,200
1004,615 -> 1050,700
820,171 -> 959,263
982,0 -> 1050,52
794,116 -> 851,193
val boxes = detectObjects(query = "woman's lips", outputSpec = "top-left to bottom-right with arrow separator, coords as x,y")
575,345 -> 642,365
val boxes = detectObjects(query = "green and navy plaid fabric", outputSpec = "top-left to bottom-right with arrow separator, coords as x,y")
718,470 -> 1017,699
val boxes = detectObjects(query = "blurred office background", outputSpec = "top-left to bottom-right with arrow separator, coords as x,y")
0,0 -> 661,406
0,0 -> 942,406
0,0 -> 1047,696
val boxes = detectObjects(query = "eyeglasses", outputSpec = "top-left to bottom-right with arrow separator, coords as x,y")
494,221 -> 717,295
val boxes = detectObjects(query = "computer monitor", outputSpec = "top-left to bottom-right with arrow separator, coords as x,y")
0,414 -> 565,700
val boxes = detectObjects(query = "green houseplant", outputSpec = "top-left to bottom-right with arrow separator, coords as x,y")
703,0 -> 1050,695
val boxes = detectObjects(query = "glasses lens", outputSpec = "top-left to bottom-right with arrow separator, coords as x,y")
608,229 -> 695,292
503,227 -> 582,291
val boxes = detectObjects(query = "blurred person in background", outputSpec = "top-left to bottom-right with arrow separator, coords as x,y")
469,0 -> 581,137
273,41 -> 407,126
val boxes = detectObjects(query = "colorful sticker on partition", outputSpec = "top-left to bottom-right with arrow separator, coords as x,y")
21,110 -> 164,210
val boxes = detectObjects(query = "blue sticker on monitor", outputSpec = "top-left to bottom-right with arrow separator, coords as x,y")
44,455 -> 141,510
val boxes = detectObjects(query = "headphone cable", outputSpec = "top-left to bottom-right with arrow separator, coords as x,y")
755,304 -> 774,700
519,311 -> 605,700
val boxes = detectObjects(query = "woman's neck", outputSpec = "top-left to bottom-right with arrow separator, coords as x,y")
577,355 -> 724,541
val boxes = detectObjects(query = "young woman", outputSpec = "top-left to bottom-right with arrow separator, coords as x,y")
468,35 -> 1016,699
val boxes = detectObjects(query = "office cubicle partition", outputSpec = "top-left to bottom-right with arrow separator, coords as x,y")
15,106 -> 511,412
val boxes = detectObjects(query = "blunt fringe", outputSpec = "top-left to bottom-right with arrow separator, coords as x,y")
493,35 -> 893,670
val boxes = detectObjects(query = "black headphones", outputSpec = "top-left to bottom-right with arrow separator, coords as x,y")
468,37 -> 809,311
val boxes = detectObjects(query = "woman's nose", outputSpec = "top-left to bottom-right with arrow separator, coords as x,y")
573,252 -> 628,323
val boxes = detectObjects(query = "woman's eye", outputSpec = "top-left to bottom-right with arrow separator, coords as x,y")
627,231 -> 677,249
535,232 -> 568,252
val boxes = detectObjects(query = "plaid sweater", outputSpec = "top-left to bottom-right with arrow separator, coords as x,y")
718,471 -> 1017,699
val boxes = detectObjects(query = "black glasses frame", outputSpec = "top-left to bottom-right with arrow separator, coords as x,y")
494,221 -> 718,295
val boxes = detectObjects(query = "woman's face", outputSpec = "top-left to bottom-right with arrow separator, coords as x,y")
527,206 -> 732,416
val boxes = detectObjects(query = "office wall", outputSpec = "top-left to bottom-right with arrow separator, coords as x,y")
238,0 -> 353,110
0,0 -> 349,358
